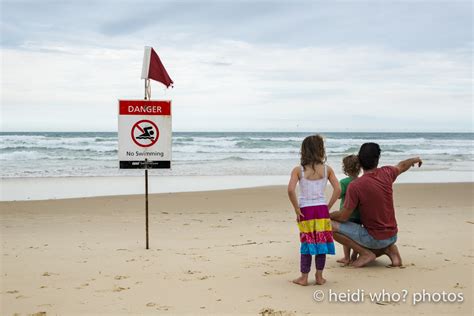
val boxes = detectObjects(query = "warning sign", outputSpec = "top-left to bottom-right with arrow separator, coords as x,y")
118,100 -> 171,169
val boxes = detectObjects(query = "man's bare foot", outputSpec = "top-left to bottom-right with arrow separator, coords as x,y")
336,257 -> 350,265
292,275 -> 309,286
350,251 -> 359,262
352,251 -> 376,267
384,244 -> 402,267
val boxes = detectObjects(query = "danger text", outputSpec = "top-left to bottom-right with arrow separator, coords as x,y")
128,105 -> 162,114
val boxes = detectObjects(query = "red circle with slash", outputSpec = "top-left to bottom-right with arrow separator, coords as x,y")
131,120 -> 159,147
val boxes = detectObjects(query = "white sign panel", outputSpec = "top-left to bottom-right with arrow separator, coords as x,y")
118,100 -> 172,169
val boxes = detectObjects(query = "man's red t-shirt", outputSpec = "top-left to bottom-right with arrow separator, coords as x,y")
344,166 -> 399,240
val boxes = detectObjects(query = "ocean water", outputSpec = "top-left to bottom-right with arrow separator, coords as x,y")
1,132 -> 473,178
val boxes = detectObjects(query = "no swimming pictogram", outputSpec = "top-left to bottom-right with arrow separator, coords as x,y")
131,120 -> 159,147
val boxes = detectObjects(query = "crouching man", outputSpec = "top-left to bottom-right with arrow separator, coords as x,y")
330,142 -> 422,267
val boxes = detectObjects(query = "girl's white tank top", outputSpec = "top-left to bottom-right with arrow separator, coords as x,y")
298,164 -> 328,208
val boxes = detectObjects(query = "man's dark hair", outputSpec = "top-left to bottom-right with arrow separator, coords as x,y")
358,143 -> 381,170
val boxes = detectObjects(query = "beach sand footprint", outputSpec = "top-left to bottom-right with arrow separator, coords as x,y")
375,299 -> 401,306
263,270 -> 290,276
259,308 -> 295,316
191,255 -> 210,262
146,303 -> 172,311
6,290 -> 19,294
75,283 -> 90,290
156,305 -> 172,311
113,285 -> 130,292
385,265 -> 406,269
265,256 -> 283,262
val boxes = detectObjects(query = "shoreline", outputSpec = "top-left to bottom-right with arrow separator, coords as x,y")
1,170 -> 473,201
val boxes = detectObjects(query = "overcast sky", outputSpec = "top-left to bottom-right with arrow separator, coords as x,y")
1,0 -> 472,132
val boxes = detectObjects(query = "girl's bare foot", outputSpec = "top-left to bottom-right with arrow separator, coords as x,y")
315,276 -> 326,285
292,274 -> 309,286
336,257 -> 350,265
315,271 -> 326,285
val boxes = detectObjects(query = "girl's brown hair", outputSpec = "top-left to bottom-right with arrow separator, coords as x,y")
300,135 -> 327,170
342,154 -> 360,177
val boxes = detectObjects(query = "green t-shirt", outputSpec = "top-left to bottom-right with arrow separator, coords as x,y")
340,177 -> 361,223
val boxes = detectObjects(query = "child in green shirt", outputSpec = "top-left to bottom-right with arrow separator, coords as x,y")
337,154 -> 361,265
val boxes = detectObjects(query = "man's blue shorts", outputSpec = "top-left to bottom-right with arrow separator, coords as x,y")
337,221 -> 397,249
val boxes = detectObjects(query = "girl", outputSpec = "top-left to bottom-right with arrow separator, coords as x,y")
288,135 -> 341,285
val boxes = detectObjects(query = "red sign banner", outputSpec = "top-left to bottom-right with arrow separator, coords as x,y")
119,100 -> 171,115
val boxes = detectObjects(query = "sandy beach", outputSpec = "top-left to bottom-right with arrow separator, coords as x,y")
1,183 -> 472,315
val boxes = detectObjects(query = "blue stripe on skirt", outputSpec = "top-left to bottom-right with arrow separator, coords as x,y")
300,242 -> 335,255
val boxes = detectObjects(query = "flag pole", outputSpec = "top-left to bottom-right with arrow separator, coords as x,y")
144,79 -> 151,100
144,79 -> 150,250
144,80 -> 147,100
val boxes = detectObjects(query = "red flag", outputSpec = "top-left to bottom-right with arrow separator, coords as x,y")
141,46 -> 174,88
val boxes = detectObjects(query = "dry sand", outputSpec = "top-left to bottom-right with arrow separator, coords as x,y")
1,183 -> 473,315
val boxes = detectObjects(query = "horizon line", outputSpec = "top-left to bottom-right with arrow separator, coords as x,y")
1,130 -> 473,134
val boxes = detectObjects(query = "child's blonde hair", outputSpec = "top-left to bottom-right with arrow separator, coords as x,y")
342,154 -> 360,177
300,135 -> 326,170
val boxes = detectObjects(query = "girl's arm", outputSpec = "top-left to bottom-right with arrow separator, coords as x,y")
288,166 -> 304,220
326,166 -> 341,210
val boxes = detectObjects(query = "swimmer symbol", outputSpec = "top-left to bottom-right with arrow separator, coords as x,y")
131,120 -> 159,147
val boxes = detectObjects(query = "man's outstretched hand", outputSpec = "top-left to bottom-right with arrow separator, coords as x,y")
412,157 -> 423,168
397,156 -> 423,174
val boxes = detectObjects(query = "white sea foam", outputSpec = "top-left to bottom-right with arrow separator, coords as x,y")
1,132 -> 472,178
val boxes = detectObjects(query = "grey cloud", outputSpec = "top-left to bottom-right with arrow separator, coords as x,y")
202,61 -> 232,66
1,1 -> 472,52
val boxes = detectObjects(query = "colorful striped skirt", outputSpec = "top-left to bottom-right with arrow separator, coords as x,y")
298,205 -> 335,255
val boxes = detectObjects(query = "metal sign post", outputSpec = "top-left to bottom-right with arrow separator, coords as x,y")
118,98 -> 172,250
144,83 -> 149,250
118,46 -> 173,250
144,158 -> 149,249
